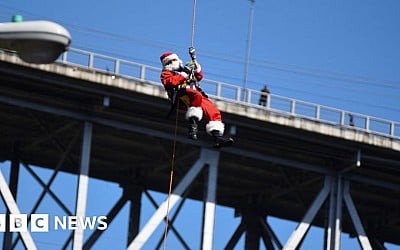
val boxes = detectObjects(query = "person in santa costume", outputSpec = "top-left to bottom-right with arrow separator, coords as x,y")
159,47 -> 234,148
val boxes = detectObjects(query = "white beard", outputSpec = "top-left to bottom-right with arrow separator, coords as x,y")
164,59 -> 183,71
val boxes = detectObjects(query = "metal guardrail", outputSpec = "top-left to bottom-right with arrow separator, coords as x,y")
59,48 -> 400,139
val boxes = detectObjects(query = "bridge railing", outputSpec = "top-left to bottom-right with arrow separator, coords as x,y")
59,48 -> 400,139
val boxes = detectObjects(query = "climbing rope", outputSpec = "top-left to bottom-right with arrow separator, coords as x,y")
163,1 -> 199,248
191,0 -> 198,47
163,99 -> 180,250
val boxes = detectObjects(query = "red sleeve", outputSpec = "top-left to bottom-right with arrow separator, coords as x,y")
194,70 -> 203,81
160,70 -> 186,89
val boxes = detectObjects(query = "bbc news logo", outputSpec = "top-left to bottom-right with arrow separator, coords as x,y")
0,214 -> 108,232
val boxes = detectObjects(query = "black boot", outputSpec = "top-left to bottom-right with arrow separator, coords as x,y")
188,117 -> 198,140
211,130 -> 234,148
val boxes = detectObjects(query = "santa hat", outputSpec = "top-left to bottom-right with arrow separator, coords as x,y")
160,52 -> 180,67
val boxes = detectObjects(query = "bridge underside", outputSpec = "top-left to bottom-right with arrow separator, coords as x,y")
0,57 -> 400,249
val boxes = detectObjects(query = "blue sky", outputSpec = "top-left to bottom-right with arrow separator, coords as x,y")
1,0 -> 400,249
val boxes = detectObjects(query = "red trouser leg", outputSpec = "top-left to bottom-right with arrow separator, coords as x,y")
200,96 -> 222,122
185,88 -> 220,121
185,89 -> 224,135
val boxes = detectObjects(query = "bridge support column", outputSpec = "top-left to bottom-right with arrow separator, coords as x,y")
126,184 -> 142,247
244,209 -> 262,250
73,122 -> 93,250
201,151 -> 219,250
325,175 -> 343,250
326,177 -> 373,250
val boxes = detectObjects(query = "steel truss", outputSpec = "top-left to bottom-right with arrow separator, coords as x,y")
0,120 -> 393,249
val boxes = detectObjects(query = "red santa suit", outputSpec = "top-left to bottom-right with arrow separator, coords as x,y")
160,52 -> 225,136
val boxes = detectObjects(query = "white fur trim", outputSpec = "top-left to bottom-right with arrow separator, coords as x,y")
185,106 -> 203,121
206,121 -> 225,135
161,53 -> 179,66
163,59 -> 182,71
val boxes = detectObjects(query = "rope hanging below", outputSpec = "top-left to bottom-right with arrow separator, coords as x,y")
162,99 -> 180,250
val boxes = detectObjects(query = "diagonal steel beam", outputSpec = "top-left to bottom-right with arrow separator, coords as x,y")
25,130 -> 80,216
145,184 -> 195,250
224,221 -> 246,250
127,148 -> 218,250
260,218 -> 283,249
283,176 -> 332,250
22,163 -> 73,215
343,180 -> 372,250
154,193 -> 190,250
3,156 -> 20,250
0,169 -> 37,250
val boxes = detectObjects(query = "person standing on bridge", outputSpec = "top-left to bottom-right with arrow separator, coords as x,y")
258,85 -> 270,106
159,47 -> 234,148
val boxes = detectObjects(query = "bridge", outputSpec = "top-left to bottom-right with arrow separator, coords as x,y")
0,48 -> 399,249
